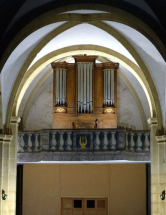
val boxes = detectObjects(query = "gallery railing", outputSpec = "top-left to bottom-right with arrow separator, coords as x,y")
18,129 -> 150,152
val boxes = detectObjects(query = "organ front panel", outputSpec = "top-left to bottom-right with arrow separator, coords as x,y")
51,55 -> 119,129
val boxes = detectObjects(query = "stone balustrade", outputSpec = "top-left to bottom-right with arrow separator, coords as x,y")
18,129 -> 150,152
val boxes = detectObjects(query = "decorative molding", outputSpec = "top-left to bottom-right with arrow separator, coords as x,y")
17,151 -> 150,163
54,107 -> 67,113
147,118 -> 158,126
103,107 -> 116,114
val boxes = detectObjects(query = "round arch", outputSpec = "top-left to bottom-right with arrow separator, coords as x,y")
5,19 -> 162,130
21,59 -> 148,130
1,14 -> 162,132
8,45 -> 158,130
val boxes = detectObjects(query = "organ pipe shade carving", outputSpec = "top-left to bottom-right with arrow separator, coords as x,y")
104,69 -> 114,106
55,69 -> 66,106
77,63 -> 93,113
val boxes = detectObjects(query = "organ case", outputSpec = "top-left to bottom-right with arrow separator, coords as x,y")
51,55 -> 119,129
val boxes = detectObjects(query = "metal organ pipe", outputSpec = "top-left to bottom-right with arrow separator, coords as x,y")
104,70 -> 106,106
59,69 -> 63,105
77,63 -> 93,113
63,70 -> 66,105
89,63 -> 93,113
77,64 -> 81,112
111,69 -> 114,106
80,64 -> 83,113
55,69 -> 67,106
107,69 -> 111,106
83,63 -> 87,113
104,69 -> 114,107
105,70 -> 107,106
86,63 -> 90,113
56,69 -> 59,105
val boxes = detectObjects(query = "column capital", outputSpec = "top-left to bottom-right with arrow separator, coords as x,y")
147,118 -> 158,126
156,135 -> 166,143
10,116 -> 21,125
0,134 -> 13,142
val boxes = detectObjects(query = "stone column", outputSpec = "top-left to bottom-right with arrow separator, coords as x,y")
148,118 -> 158,215
0,135 -> 12,215
9,116 -> 20,215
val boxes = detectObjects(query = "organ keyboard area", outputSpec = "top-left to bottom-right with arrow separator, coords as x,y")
51,55 -> 119,129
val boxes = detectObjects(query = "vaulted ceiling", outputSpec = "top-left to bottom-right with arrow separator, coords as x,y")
0,1 -> 166,131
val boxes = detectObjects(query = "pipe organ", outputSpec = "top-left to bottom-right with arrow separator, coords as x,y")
51,55 -> 119,129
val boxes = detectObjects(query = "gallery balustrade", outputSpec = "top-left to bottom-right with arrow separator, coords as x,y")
18,129 -> 150,152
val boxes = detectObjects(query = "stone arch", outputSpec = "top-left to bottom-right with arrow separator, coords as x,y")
1,15 -> 162,132
4,20 -> 161,131
21,60 -> 148,130
8,45 -> 156,129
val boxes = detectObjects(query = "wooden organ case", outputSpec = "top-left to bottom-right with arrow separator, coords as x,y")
51,55 -> 119,129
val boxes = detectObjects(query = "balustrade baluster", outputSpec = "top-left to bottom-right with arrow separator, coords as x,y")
130,132 -> 135,151
19,133 -> 25,152
66,132 -> 72,150
51,131 -> 57,150
27,133 -> 32,152
34,133 -> 39,152
111,131 -> 116,149
126,132 -> 128,150
144,132 -> 150,151
102,132 -> 108,149
136,133 -> 142,151
39,132 -> 43,151
17,135 -> 20,152
94,132 -> 100,150
58,132 -> 64,150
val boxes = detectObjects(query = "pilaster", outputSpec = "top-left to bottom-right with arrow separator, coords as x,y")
0,134 -> 13,215
148,118 -> 159,214
155,135 -> 166,214
8,117 -> 20,215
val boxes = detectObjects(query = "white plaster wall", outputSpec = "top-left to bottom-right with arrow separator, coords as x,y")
2,45 -> 36,125
104,21 -> 166,126
1,22 -> 66,126
118,65 -> 150,122
26,78 -> 143,130
31,24 -> 137,66
117,77 -> 143,130
18,65 -> 51,117
26,84 -> 53,130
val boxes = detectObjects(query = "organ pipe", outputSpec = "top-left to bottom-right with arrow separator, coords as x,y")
104,69 -> 115,107
83,63 -> 87,113
56,69 -> 59,105
111,69 -> 114,106
89,63 -> 93,113
77,63 -> 93,113
86,63 -> 90,113
77,64 -> 81,112
55,69 -> 67,106
60,69 -> 62,105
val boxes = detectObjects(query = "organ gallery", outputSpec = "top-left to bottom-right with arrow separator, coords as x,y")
51,55 -> 119,129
